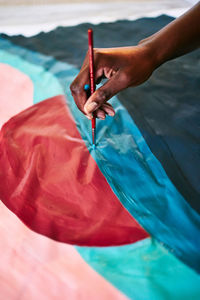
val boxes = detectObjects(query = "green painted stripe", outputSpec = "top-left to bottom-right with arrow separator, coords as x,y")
0,49 -> 63,102
77,238 -> 200,300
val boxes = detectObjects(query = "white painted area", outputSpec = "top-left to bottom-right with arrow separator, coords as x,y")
0,0 -> 197,36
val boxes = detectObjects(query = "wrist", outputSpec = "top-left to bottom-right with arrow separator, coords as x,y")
138,34 -> 168,70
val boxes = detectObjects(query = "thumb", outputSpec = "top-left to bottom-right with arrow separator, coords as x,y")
84,71 -> 126,116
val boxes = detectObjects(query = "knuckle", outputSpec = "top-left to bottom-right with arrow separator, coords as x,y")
120,71 -> 131,86
70,82 -> 81,95
96,88 -> 108,103
93,48 -> 102,62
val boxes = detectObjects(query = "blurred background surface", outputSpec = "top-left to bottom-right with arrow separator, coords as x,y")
0,0 -> 198,36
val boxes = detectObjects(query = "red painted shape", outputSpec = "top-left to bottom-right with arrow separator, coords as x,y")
0,95 -> 148,246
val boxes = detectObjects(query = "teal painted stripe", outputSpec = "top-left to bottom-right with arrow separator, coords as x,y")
77,238 -> 200,300
0,48 -> 63,102
1,37 -> 200,273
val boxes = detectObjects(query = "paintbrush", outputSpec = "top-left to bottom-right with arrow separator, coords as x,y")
88,28 -> 96,149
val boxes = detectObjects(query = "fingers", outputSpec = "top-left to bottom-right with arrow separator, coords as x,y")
86,103 -> 115,120
70,48 -> 129,119
70,68 -> 90,114
96,108 -> 106,120
95,103 -> 115,120
70,70 -> 116,120
70,51 -> 104,114
101,103 -> 115,117
84,70 -> 127,117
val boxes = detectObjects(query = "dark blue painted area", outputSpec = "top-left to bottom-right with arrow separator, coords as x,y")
0,36 -> 200,273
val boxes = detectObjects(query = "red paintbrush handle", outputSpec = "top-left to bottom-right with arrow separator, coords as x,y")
88,28 -> 96,145
88,28 -> 95,95
92,118 -> 96,129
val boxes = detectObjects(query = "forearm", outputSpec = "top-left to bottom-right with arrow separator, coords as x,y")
142,2 -> 200,68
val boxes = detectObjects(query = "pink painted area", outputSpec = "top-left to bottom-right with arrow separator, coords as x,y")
0,201 -> 128,300
0,63 -> 33,129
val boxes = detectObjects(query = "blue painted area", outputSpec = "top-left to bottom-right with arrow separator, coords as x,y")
0,37 -> 200,273
63,68 -> 200,274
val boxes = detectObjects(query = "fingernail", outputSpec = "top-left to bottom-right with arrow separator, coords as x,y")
98,116 -> 105,120
86,113 -> 93,120
84,102 -> 98,114
108,111 -> 115,117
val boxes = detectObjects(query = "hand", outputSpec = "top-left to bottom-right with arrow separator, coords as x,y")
70,2 -> 200,120
70,43 -> 156,120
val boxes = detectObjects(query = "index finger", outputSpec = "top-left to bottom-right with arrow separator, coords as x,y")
70,66 -> 90,114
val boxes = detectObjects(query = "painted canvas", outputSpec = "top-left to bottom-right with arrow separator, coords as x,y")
0,16 -> 200,299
